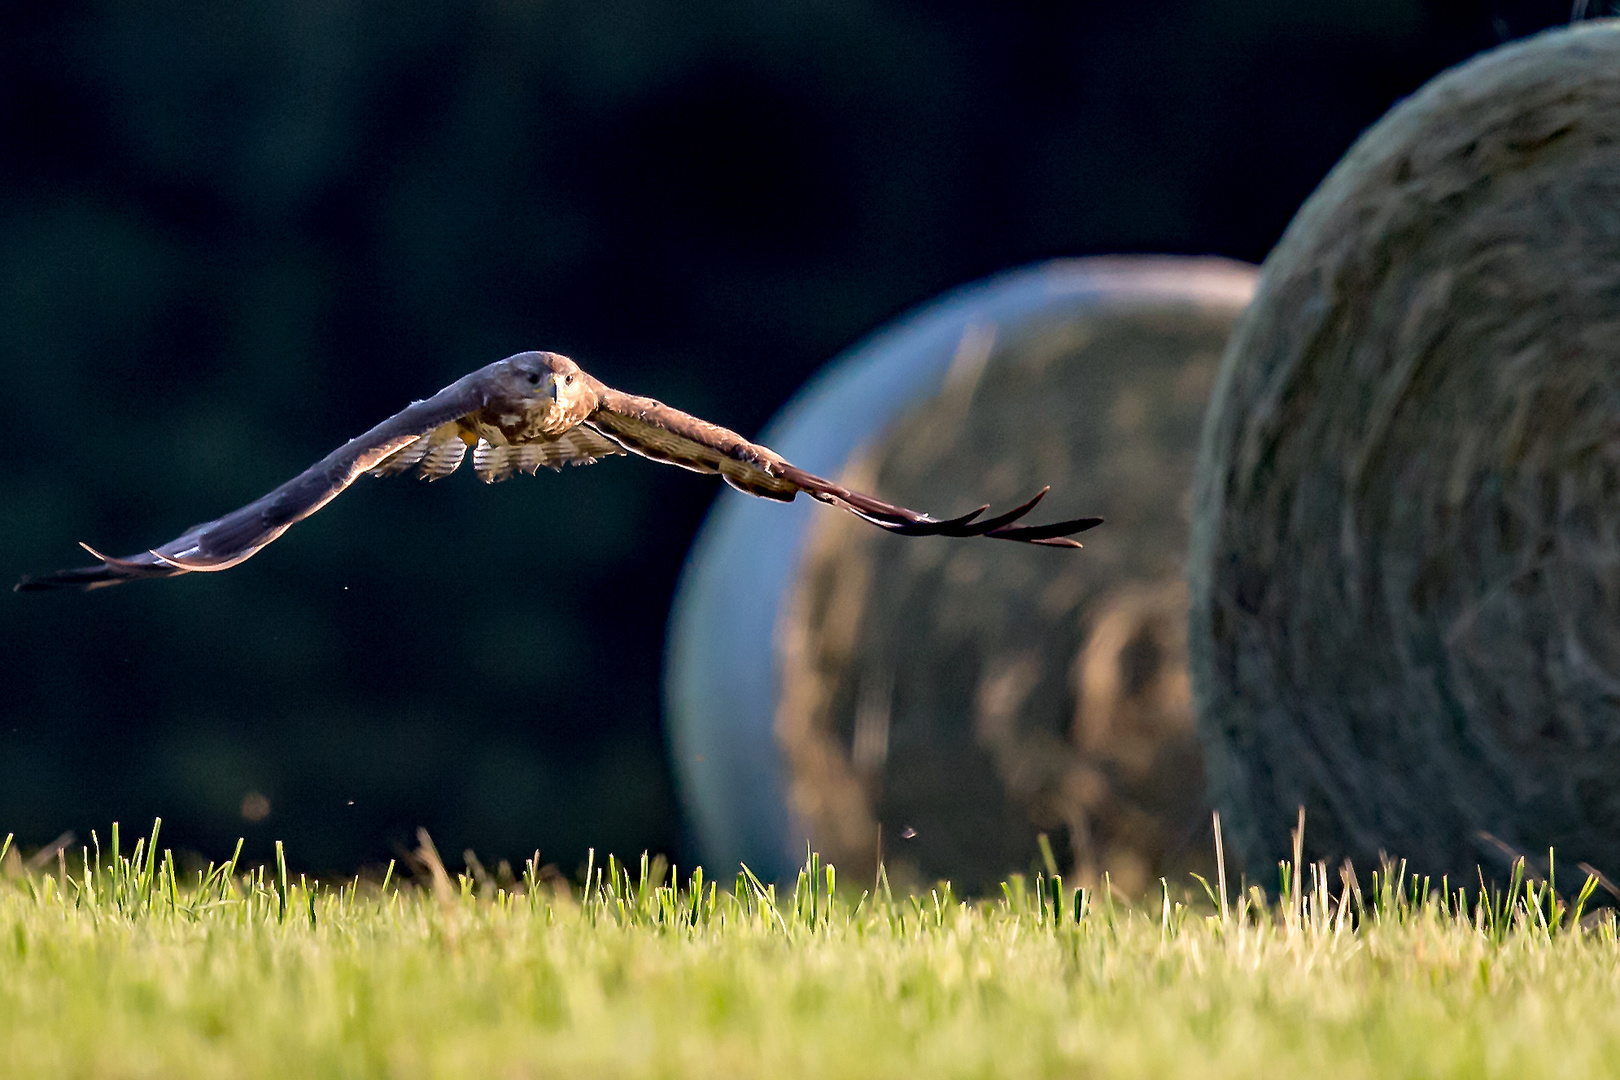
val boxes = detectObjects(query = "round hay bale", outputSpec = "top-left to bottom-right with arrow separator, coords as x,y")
667,258 -> 1254,883
772,258 -> 1256,894
668,260 -> 1203,879
1188,23 -> 1620,882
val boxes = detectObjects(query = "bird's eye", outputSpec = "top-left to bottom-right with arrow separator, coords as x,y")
565,374 -> 576,385
526,373 -> 539,385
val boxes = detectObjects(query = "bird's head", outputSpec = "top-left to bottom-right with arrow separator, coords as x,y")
503,351 -> 598,432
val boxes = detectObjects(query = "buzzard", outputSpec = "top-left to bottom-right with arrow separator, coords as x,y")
15,352 -> 1101,591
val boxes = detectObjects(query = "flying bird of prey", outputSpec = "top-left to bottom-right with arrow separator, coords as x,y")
16,352 -> 1102,592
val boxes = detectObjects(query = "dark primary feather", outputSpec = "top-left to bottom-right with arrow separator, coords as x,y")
16,351 -> 1101,592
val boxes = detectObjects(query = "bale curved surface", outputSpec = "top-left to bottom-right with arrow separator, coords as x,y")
1188,23 -> 1620,882
667,258 -> 1254,882
775,258 -> 1255,894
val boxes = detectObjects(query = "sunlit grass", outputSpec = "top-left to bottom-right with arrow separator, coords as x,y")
2,818 -> 1619,1079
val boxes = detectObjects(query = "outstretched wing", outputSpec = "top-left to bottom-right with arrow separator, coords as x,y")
587,385 -> 1103,546
15,368 -> 501,591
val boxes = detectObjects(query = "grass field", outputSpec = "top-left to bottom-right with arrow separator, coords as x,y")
3,820 -> 1620,1079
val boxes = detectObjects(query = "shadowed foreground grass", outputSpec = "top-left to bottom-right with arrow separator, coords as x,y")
3,821 -> 1620,1079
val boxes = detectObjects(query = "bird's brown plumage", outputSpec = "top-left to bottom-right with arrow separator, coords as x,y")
15,351 -> 1102,591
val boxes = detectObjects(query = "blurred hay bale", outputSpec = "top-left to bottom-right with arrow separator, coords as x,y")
1188,24 -> 1620,882
775,258 -> 1255,894
673,261 -> 1228,880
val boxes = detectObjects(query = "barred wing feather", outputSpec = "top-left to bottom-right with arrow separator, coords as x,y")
472,428 -> 625,482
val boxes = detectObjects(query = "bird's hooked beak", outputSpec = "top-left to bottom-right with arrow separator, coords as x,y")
543,372 -> 565,403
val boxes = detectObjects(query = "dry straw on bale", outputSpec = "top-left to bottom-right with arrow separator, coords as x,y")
777,257 -> 1255,895
1189,24 -> 1620,883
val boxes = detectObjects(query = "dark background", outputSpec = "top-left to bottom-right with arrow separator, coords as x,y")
1,0 -> 1595,875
